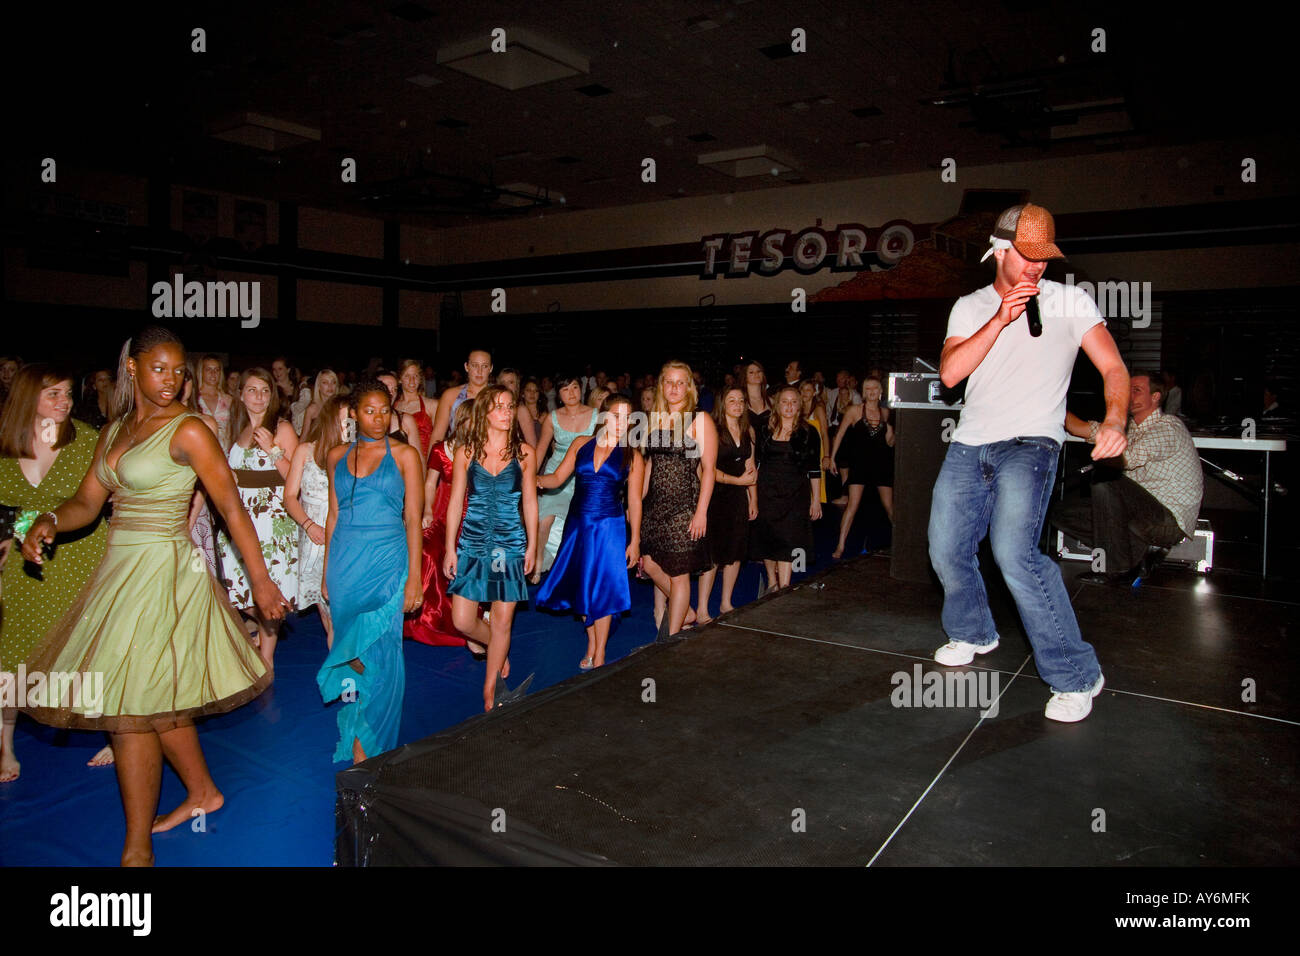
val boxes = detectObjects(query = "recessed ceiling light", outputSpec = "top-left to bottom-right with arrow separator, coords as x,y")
698,144 -> 798,178
209,112 -> 322,151
438,27 -> 589,91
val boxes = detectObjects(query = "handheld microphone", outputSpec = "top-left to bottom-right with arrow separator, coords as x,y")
1026,290 -> 1042,337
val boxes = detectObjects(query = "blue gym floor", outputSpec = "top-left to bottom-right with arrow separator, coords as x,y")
1,510 -> 886,866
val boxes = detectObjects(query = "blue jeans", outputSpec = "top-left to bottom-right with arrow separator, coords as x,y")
928,438 -> 1101,693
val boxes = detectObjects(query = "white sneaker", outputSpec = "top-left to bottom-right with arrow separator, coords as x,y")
934,638 -> 999,666
1045,673 -> 1105,723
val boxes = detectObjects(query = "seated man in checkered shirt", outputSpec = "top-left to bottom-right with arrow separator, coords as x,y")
1054,370 -> 1204,584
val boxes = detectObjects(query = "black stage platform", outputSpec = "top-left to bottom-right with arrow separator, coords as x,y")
335,556 -> 1299,866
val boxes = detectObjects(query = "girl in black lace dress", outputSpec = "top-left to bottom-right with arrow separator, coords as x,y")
695,387 -> 757,624
750,385 -> 822,591
640,361 -> 717,636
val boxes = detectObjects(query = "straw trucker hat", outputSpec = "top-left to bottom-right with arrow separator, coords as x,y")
988,203 -> 1064,261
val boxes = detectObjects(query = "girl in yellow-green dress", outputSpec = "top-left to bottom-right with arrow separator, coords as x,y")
21,327 -> 289,866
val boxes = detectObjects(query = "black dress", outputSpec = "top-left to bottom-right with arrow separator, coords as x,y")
843,416 -> 895,488
750,426 -> 820,563
706,428 -> 753,566
642,428 -> 709,576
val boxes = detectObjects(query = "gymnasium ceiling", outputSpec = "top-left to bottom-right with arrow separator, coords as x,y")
8,1 -> 1292,228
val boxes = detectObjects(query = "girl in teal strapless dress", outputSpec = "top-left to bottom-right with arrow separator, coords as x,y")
444,385 -> 538,712
21,327 -> 290,867
532,376 -> 597,581
317,382 -> 424,765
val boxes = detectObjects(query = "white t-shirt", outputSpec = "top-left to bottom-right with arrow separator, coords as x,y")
946,279 -> 1104,446
826,387 -> 863,410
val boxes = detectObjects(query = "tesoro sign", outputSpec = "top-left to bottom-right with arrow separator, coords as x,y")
700,220 -> 915,278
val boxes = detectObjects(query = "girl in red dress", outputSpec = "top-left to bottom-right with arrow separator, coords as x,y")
404,403 -> 474,648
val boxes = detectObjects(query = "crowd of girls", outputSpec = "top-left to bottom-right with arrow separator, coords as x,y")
0,336 -> 894,865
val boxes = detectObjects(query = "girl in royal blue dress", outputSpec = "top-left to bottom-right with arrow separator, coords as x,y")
536,394 -> 645,670
444,385 -> 538,712
317,381 -> 425,765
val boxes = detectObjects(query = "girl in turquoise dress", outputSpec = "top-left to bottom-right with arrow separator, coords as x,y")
532,376 -> 597,580
317,382 -> 424,765
444,385 -> 538,712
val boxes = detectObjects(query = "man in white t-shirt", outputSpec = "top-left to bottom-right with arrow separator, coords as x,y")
927,203 -> 1130,723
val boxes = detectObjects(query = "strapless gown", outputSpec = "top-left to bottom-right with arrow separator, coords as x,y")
316,436 -> 409,763
538,408 -> 598,571
536,441 -> 630,626
22,413 -> 270,731
403,441 -> 465,646
448,457 -> 527,603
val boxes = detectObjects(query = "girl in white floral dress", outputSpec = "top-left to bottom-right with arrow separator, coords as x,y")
217,368 -> 299,670
285,396 -> 348,649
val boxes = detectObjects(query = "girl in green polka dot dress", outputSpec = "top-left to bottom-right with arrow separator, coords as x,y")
0,364 -> 109,782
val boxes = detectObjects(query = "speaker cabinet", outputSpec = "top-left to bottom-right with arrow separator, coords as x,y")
889,373 -> 962,583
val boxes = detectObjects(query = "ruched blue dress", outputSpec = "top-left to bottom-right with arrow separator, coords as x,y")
536,441 -> 629,626
316,435 -> 407,763
448,456 -> 528,603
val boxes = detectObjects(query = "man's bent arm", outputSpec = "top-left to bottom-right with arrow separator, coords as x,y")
939,322 -> 1002,388
1081,324 -> 1130,459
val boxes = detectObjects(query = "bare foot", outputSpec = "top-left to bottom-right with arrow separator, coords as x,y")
719,603 -> 734,615
121,851 -> 154,867
500,657 -> 510,680
483,686 -> 496,712
684,609 -> 697,627
152,790 -> 224,833
695,614 -> 712,627
0,754 -> 19,783
831,547 -> 844,560
87,745 -> 115,767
